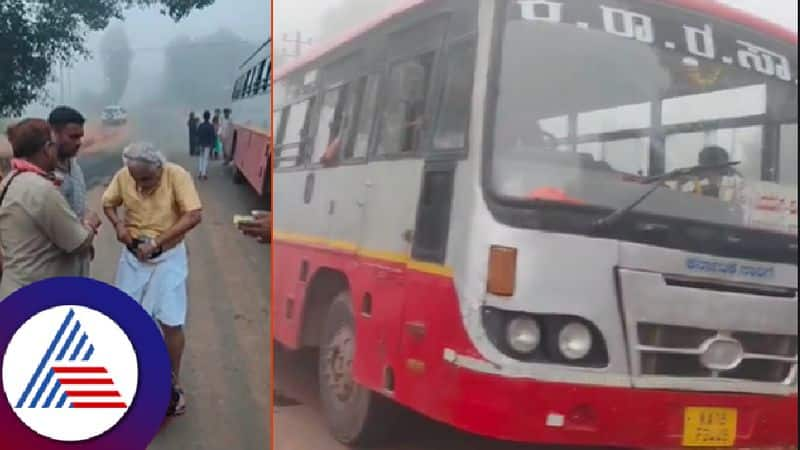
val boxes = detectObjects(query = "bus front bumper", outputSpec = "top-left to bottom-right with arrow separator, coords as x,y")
434,359 -> 797,449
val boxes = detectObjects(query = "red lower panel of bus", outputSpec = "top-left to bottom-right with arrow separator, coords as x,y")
232,126 -> 269,195
273,239 -> 798,449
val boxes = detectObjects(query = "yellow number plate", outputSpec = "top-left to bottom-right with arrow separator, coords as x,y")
682,407 -> 737,447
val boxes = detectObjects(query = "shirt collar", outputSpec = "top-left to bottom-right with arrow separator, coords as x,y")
11,159 -> 62,186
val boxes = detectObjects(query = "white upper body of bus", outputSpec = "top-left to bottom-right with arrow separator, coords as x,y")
232,40 -> 271,134
273,0 -> 797,396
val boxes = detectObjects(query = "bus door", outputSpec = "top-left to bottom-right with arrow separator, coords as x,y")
349,155 -> 423,392
272,95 -> 321,346
398,159 -> 458,402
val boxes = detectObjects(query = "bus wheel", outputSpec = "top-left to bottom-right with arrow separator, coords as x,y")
319,291 -> 392,446
232,166 -> 244,184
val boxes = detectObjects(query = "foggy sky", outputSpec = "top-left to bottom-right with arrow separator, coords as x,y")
275,0 -> 798,56
27,0 -> 270,116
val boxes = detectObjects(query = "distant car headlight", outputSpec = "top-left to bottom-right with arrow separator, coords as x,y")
506,316 -> 541,354
558,322 -> 593,360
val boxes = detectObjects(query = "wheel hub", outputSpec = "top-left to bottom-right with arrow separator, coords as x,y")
324,327 -> 355,403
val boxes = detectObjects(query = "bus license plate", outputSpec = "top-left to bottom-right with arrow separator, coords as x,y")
682,407 -> 737,447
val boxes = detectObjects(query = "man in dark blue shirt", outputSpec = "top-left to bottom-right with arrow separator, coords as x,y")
196,110 -> 216,180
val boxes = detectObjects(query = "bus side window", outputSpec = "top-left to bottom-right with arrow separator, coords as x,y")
248,67 -> 258,96
243,69 -> 253,98
275,106 -> 289,149
433,39 -> 477,152
311,87 -> 343,164
249,67 -> 257,96
253,61 -> 266,96
376,52 -> 435,156
276,100 -> 312,169
345,76 -> 378,161
234,76 -> 244,100
262,60 -> 271,92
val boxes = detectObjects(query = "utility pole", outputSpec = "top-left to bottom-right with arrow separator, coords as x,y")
281,31 -> 312,59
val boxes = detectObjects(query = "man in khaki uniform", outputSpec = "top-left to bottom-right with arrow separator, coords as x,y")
0,118 -> 99,300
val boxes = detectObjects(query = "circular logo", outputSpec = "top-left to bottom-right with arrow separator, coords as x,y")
3,306 -> 139,441
699,336 -> 745,371
0,277 -> 171,450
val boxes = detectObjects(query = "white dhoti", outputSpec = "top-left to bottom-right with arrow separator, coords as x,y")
115,242 -> 189,327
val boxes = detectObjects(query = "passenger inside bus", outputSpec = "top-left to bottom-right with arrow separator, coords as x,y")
671,145 -> 742,201
320,114 -> 349,167
378,54 -> 432,155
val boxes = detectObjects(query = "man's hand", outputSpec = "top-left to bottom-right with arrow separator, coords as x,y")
83,211 -> 101,233
238,212 -> 270,243
136,241 -> 160,262
115,223 -> 134,246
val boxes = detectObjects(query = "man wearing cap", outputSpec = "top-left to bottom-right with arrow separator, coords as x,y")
102,142 -> 202,417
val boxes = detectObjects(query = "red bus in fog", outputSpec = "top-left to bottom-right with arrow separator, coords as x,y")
274,1 -> 797,448
230,40 -> 271,207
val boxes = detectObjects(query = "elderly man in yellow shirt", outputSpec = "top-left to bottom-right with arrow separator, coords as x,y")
102,142 -> 202,417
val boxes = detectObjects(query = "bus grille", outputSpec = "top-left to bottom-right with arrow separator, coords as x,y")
636,323 -> 797,384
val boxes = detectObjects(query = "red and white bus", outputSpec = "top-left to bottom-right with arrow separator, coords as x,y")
273,1 -> 797,448
230,40 -> 271,206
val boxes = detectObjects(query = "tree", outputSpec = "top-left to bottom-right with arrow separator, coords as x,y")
100,24 -> 133,105
0,0 -> 215,117
159,29 -> 255,109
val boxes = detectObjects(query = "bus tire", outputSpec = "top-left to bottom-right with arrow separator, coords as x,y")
319,291 -> 394,446
232,166 -> 244,184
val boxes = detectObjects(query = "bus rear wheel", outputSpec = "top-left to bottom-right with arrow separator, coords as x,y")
319,291 -> 394,446
232,166 -> 244,184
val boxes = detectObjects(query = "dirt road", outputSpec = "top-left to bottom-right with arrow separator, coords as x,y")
88,151 -> 270,450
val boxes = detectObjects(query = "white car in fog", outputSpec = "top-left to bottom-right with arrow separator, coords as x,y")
102,105 -> 127,126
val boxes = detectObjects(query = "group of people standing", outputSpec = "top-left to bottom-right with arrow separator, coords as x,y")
0,106 -> 203,417
187,108 -> 232,180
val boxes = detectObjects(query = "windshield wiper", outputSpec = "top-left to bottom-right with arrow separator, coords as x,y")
591,161 -> 741,233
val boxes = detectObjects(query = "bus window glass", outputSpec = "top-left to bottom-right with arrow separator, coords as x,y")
665,126 -> 763,180
578,102 -> 650,136
780,123 -> 798,184
578,138 -> 650,175
348,76 -> 379,160
434,40 -> 477,150
276,147 -> 300,169
238,77 -> 245,98
232,78 -> 239,100
243,69 -> 254,97
249,66 -> 259,96
491,0 -> 796,234
337,83 -> 360,160
262,59 -> 271,91
312,87 -> 343,163
376,52 -> 434,156
254,60 -> 266,95
275,106 -> 289,147
540,116 -> 569,140
281,100 -> 310,146
662,84 -> 766,126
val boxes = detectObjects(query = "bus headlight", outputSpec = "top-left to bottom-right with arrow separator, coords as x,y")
506,316 -> 541,354
558,322 -> 593,360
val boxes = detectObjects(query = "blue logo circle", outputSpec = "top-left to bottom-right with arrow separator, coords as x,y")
0,277 -> 171,449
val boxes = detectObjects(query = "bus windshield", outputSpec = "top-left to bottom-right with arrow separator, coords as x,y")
490,0 -> 798,237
